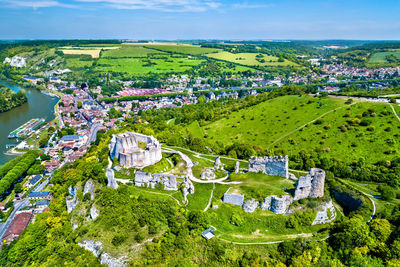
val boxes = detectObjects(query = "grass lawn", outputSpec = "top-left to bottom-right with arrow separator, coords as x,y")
101,45 -> 165,58
207,204 -> 325,243
206,52 -> 297,67
186,120 -> 204,138
96,56 -> 205,74
200,95 -> 346,148
187,182 -> 213,210
368,51 -> 400,64
65,57 -> 94,69
228,173 -> 295,202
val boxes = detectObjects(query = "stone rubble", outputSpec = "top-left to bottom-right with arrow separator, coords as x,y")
243,199 -> 259,213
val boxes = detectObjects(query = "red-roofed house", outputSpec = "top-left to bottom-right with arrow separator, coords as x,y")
3,212 -> 33,243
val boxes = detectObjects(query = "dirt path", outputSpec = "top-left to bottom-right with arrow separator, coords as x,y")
203,183 -> 215,212
389,103 -> 400,123
269,103 -> 356,148
143,190 -> 182,206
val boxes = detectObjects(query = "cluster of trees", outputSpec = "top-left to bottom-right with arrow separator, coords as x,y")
0,86 -> 27,113
0,151 -> 39,197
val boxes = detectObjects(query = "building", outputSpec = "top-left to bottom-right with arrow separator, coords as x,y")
201,228 -> 215,240
3,212 -> 32,243
28,191 -> 52,200
222,188 -> 244,206
26,175 -> 42,189
109,132 -> 162,169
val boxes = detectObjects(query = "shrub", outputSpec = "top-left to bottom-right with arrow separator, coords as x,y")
367,126 -> 375,132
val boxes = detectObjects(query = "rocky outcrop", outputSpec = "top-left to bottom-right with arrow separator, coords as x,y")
66,187 -> 79,213
312,201 -> 336,225
84,180 -> 95,200
107,168 -> 118,189
243,199 -> 259,213
78,240 -> 128,267
214,157 -> 222,170
90,205 -> 99,220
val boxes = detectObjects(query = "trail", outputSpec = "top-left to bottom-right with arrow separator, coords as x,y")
142,190 -> 182,206
166,118 -> 174,125
389,103 -> 400,123
203,183 -> 215,212
269,103 -> 356,148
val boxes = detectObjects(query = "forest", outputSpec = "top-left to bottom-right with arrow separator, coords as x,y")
0,85 -> 27,113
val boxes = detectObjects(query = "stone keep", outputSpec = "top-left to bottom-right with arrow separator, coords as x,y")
109,132 -> 162,169
294,168 -> 325,200
248,155 -> 289,178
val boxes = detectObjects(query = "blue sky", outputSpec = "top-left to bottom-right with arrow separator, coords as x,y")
0,0 -> 399,40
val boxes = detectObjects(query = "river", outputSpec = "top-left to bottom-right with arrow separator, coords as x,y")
0,80 -> 59,165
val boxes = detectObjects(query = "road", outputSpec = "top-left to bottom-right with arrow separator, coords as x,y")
32,178 -> 50,192
0,199 -> 29,240
87,123 -> 101,145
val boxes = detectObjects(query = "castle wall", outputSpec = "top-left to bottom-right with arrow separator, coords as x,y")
248,156 -> 288,178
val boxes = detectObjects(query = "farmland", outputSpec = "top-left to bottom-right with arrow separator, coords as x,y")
206,51 -> 297,66
143,44 -> 222,55
191,95 -> 400,165
96,56 -> 205,74
101,45 -> 165,58
60,46 -> 120,58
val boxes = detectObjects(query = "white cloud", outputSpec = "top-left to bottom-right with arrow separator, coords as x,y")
76,0 -> 221,12
4,0 -> 76,8
232,1 -> 272,9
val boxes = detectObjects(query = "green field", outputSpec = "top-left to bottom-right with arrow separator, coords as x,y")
144,44 -> 222,55
206,51 -> 297,66
199,95 -> 346,145
96,56 -> 205,74
192,95 -> 400,165
368,51 -> 400,64
101,45 -> 166,58
65,57 -> 94,69
228,172 -> 295,202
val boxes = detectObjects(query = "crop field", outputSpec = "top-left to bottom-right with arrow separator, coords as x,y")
64,57 -> 94,69
96,56 -> 205,74
228,173 -> 295,202
198,95 -> 346,146
143,44 -> 222,55
194,95 -> 400,165
60,46 -> 120,58
206,51 -> 297,66
101,45 -> 166,58
368,51 -> 400,64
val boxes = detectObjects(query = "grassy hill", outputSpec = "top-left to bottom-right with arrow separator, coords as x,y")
191,95 -> 400,164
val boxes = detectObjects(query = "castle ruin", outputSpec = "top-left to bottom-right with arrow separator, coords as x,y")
293,168 -> 326,200
248,155 -> 288,178
109,132 -> 162,169
260,195 -> 293,214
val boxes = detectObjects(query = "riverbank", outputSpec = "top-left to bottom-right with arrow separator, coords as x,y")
0,80 -> 59,165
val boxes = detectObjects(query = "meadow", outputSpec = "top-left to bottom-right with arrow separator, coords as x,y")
198,95 -> 346,146
206,51 -> 297,66
228,172 -> 295,202
368,51 -> 400,64
60,46 -> 120,58
192,95 -> 400,165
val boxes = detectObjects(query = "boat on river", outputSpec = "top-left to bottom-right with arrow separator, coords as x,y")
8,118 -> 45,139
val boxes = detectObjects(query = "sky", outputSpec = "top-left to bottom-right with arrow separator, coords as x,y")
0,0 -> 399,40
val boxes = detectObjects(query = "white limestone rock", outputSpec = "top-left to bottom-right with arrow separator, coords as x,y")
107,168 -> 118,189
312,200 -> 336,225
84,180 -> 95,200
90,205 -> 100,220
78,240 -> 128,267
